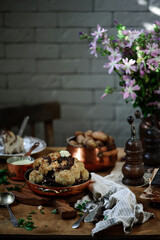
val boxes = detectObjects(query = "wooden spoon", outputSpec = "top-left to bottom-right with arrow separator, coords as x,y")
24,142 -> 39,157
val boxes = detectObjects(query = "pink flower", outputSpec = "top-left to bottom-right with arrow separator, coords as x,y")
102,34 -> 110,49
147,101 -> 158,106
154,21 -> 160,26
123,75 -> 131,85
143,43 -> 159,56
139,62 -> 149,77
103,55 -> 122,74
147,101 -> 160,109
147,56 -> 160,70
91,24 -> 107,41
122,79 -> 140,101
154,88 -> 160,94
89,41 -> 97,57
100,93 -> 107,99
121,58 -> 137,74
107,47 -> 122,59
122,29 -> 143,48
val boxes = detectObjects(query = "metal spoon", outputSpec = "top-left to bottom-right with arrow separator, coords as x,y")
72,211 -> 89,229
72,202 -> 93,229
0,192 -> 19,227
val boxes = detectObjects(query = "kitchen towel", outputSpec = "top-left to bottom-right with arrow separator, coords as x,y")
75,172 -> 154,236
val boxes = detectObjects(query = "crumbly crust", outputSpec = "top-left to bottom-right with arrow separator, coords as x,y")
29,150 -> 89,187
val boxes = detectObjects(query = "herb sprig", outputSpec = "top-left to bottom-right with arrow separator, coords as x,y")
0,168 -> 26,192
0,169 -> 9,185
18,218 -> 37,231
76,200 -> 88,211
18,211 -> 37,231
51,208 -> 58,214
6,183 -> 26,192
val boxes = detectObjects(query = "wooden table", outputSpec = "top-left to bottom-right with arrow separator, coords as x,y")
0,147 -> 160,240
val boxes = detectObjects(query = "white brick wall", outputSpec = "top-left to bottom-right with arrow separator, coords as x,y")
0,0 -> 159,147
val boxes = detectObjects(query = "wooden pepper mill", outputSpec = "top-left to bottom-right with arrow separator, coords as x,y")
122,116 -> 145,186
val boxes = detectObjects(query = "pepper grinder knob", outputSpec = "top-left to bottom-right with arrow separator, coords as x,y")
134,110 -> 141,119
127,116 -> 136,140
127,116 -> 134,124
134,110 -> 151,128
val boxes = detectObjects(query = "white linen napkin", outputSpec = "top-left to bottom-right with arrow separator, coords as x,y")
75,172 -> 154,236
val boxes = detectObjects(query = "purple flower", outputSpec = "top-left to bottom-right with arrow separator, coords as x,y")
121,58 -> 137,74
103,55 -> 122,74
107,47 -> 122,59
114,19 -> 119,25
91,24 -> 107,41
154,88 -> 160,94
139,62 -> 150,76
123,75 -> 131,85
147,101 -> 158,106
122,79 -> 140,101
102,34 -> 110,49
147,56 -> 160,70
154,20 -> 160,26
89,41 -> 97,57
100,93 -> 107,99
80,21 -> 160,115
147,101 -> 160,109
118,41 -> 129,49
79,32 -> 84,36
143,43 -> 159,56
122,29 -> 143,48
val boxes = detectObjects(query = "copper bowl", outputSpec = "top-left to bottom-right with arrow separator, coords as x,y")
24,169 -> 91,197
7,156 -> 35,181
66,136 -> 118,171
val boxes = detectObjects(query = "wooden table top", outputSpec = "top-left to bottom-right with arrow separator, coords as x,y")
0,147 -> 160,240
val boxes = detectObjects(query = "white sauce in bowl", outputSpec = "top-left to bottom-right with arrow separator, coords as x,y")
12,160 -> 34,165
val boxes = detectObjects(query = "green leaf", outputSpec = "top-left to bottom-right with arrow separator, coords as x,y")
18,218 -> 25,225
40,210 -> 45,214
51,208 -> 58,214
104,86 -> 114,95
29,211 -> 36,214
76,200 -> 88,211
18,218 -> 37,231
6,185 -> 21,192
0,169 -> 7,176
6,183 -> 26,192
78,212 -> 83,216
116,23 -> 126,31
0,169 -> 9,185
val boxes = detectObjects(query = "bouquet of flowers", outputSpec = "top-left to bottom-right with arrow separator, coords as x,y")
79,20 -> 160,117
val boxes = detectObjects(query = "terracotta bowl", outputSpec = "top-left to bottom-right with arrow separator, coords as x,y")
66,136 -> 118,171
24,169 -> 92,197
7,156 -> 35,181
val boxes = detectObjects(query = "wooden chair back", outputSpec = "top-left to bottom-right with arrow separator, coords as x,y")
0,102 -> 60,146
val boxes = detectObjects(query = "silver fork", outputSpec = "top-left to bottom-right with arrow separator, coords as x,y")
72,202 -> 93,229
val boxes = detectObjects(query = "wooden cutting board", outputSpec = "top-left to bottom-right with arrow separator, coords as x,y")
5,179 -> 53,205
5,179 -> 85,205
5,180 -> 86,219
